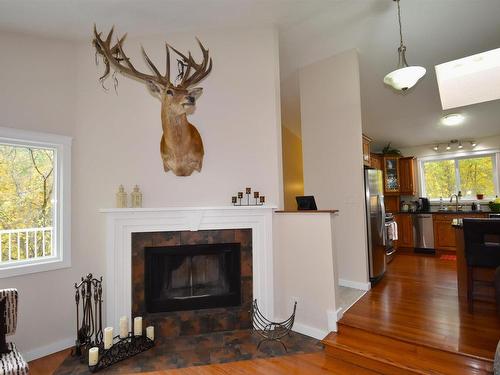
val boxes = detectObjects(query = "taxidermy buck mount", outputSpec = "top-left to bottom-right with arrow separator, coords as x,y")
92,25 -> 212,176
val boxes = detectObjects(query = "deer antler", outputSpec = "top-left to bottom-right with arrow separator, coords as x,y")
93,25 -> 212,90
169,38 -> 212,88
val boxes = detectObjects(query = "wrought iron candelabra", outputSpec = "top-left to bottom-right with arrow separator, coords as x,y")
74,274 -> 103,356
232,187 -> 266,206
88,333 -> 154,373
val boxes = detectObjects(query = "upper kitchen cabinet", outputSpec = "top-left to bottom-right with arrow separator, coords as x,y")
383,156 -> 400,194
382,155 -> 418,195
399,157 -> 417,195
370,153 -> 382,170
362,134 -> 372,167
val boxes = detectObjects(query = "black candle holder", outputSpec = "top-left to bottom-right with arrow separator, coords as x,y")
88,333 -> 154,373
232,187 -> 265,206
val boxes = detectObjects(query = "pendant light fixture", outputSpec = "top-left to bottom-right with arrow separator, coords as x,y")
384,0 -> 426,91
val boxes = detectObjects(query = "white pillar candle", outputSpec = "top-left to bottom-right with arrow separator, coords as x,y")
119,316 -> 129,339
104,327 -> 113,349
146,326 -> 154,341
88,347 -> 99,366
133,316 -> 142,336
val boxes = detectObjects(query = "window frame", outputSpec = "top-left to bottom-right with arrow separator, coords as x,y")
418,149 -> 500,202
0,126 -> 72,278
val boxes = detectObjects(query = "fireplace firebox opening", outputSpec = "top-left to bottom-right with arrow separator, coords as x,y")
145,243 -> 241,313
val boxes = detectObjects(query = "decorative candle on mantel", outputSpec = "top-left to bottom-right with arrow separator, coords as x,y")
88,347 -> 99,366
260,196 -> 265,204
245,187 -> 251,194
231,196 -> 237,204
119,316 -> 128,338
134,316 -> 143,336
237,192 -> 243,199
146,326 -> 154,341
254,191 -> 259,199
104,327 -> 113,349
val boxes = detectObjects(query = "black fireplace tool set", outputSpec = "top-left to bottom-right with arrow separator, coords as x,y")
72,274 -> 154,372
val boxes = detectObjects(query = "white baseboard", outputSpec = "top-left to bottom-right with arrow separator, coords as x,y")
327,308 -> 342,332
339,278 -> 371,291
22,337 -> 74,362
292,321 -> 328,340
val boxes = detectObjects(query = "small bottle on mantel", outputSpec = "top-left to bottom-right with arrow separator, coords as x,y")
131,185 -> 143,208
116,185 -> 128,208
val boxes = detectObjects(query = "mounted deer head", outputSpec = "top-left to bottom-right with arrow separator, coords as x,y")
92,25 -> 212,176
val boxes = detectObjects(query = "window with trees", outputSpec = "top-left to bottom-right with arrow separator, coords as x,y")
420,151 -> 499,201
0,127 -> 71,278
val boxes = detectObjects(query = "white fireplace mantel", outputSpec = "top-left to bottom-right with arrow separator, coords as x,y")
100,206 -> 276,329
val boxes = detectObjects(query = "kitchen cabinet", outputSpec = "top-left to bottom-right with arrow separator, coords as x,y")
383,156 -> 400,194
370,153 -> 382,170
433,213 -> 488,252
394,214 -> 413,249
362,134 -> 372,167
399,157 -> 417,195
382,155 -> 417,196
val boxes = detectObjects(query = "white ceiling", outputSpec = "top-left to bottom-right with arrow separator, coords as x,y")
1,0 -> 499,149
0,0 -> 332,40
278,0 -> 500,149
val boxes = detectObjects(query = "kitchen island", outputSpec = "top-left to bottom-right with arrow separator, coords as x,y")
452,218 -> 497,305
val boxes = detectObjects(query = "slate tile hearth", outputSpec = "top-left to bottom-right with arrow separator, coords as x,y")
54,329 -> 322,374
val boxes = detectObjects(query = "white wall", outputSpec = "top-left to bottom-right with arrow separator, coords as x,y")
0,32 -> 78,360
0,26 -> 283,359
273,212 -> 338,339
299,49 -> 369,286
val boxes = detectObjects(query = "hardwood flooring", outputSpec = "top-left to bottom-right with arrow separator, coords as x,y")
340,253 -> 500,360
29,253 -> 500,374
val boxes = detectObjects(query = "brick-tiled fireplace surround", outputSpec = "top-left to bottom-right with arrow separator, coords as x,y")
101,207 -> 275,337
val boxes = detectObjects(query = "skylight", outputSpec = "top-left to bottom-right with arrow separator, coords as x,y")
435,48 -> 500,110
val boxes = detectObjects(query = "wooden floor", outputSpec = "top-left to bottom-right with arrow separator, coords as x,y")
340,253 -> 500,360
29,253 -> 500,374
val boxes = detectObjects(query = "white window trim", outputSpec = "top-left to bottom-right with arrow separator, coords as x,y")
0,126 -> 72,278
418,149 -> 500,202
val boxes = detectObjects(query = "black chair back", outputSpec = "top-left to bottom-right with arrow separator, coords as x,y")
463,218 -> 500,268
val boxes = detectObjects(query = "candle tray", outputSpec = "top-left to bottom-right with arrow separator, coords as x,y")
88,333 -> 154,373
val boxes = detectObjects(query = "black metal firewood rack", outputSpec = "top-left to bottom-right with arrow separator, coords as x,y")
251,299 -> 297,352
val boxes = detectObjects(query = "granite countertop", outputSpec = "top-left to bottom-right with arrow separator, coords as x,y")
397,209 -> 491,215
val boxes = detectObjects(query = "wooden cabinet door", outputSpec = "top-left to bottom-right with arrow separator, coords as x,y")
433,217 -> 456,251
362,134 -> 372,167
370,153 -> 382,170
383,156 -> 400,194
395,214 -> 413,248
399,157 -> 416,195
433,213 -> 490,252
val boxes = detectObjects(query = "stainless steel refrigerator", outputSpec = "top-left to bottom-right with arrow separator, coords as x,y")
364,168 -> 387,283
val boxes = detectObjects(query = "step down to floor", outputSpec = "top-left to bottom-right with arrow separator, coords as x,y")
322,324 -> 494,375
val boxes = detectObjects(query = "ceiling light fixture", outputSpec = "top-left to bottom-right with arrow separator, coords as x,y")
446,144 -> 451,150
433,145 -> 439,151
458,141 -> 463,149
383,0 -> 426,91
471,141 -> 477,147
441,113 -> 465,126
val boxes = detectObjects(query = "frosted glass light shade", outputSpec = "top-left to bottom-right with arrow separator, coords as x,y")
384,66 -> 426,91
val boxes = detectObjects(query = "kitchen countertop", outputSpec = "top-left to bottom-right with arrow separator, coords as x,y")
397,210 -> 490,215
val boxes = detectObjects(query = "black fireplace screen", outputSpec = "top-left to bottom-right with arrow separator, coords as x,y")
144,243 -> 241,313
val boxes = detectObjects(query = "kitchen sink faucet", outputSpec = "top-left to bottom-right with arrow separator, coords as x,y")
450,191 -> 462,211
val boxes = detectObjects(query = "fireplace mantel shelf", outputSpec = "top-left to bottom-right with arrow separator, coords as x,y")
99,205 -> 277,214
